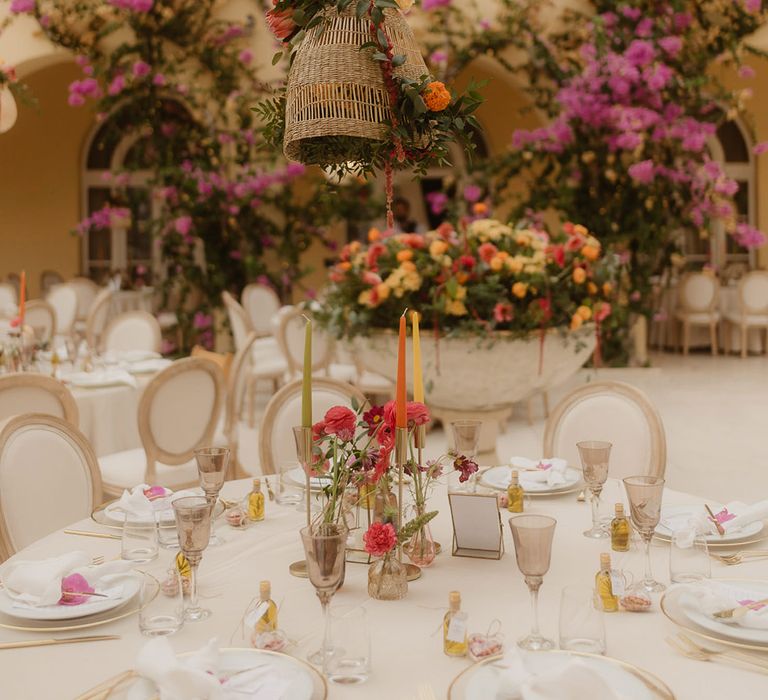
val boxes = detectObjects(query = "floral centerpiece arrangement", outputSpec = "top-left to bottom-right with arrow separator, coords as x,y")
317,218 -> 615,343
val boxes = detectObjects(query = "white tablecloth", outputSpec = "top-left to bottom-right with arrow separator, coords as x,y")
70,379 -> 150,457
1,478 -> 766,699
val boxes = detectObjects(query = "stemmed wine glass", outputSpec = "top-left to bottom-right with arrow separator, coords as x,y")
195,447 -> 230,546
577,441 -> 611,539
508,514 -> 557,651
172,496 -> 214,621
450,420 -> 482,492
623,475 -> 666,594
300,523 -> 347,668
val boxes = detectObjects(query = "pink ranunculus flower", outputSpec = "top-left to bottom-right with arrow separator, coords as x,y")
595,302 -> 612,322
753,141 -> 768,156
478,242 -> 498,263
238,49 -> 253,65
493,302 -> 513,323
152,73 -> 166,86
59,573 -> 94,606
628,160 -> 655,184
10,0 -> 35,13
363,521 -> 397,557
68,92 -> 86,107
323,406 -> 357,441
382,400 -> 430,431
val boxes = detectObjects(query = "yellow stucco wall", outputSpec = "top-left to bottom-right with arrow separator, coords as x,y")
0,61 -> 93,298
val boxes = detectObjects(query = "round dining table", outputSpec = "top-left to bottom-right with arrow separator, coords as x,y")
2,477 -> 766,699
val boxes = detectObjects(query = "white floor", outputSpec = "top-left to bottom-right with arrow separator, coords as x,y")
237,351 -> 768,503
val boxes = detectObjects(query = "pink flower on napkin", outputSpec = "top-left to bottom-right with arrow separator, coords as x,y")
143,485 -> 168,501
738,599 -> 767,611
714,508 -> 737,525
59,574 -> 94,606
536,461 -> 552,471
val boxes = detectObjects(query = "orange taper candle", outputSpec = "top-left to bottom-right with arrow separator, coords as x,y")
18,270 -> 25,324
396,312 -> 407,429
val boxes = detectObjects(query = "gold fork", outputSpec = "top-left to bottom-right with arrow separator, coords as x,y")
712,550 -> 768,566
669,633 -> 768,673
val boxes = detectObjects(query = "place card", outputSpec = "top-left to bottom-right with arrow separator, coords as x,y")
448,492 -> 504,560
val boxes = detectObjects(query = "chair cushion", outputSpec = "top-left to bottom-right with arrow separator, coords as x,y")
674,311 -> 720,323
250,356 -> 288,379
191,346 -> 233,380
724,311 -> 768,326
98,448 -> 199,490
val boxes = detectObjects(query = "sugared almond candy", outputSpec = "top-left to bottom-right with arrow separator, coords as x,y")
468,633 -> 503,660
251,630 -> 288,652
497,493 -> 509,509
226,508 -> 248,528
620,594 -> 652,612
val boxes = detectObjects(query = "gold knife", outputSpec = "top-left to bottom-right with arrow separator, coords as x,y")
0,635 -> 120,650
63,529 -> 122,540
713,597 -> 768,619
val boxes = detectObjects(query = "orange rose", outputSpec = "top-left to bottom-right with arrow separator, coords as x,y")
587,282 -> 598,295
576,305 -> 592,321
396,249 -> 413,262
581,245 -> 600,261
602,282 -> 613,296
572,267 -> 586,284
368,227 -> 381,242
570,313 -> 584,331
512,282 -> 528,298
423,81 -> 452,111
473,202 -> 488,216
339,261 -> 352,271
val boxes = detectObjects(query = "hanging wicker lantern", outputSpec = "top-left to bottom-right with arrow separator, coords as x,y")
283,5 -> 428,165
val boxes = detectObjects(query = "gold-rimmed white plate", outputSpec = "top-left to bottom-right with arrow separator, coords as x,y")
448,649 -> 675,699
654,531 -> 768,549
657,504 -> 764,544
478,466 -> 583,497
92,494 -> 226,531
0,571 -> 157,633
77,648 -> 328,699
661,579 -> 768,653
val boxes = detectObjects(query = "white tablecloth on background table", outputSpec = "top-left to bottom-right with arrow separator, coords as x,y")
69,378 -> 151,457
2,478 -> 767,699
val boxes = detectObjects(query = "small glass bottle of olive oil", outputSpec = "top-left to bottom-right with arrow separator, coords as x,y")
444,591 -> 468,657
254,580 -> 278,634
611,503 -> 630,552
507,470 -> 524,513
247,478 -> 265,521
595,553 -> 619,612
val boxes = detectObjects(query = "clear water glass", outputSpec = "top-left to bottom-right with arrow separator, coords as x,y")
325,604 -> 370,684
122,515 -> 159,562
139,571 -> 184,637
276,463 -> 303,506
559,584 -> 606,654
670,531 -> 711,583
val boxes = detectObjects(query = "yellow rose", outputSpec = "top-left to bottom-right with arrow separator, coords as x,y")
446,299 -> 468,316
376,283 -> 390,300
515,233 -> 531,247
506,257 -> 523,274
349,241 -> 361,254
511,282 -> 528,299
430,240 -> 448,258
577,305 -> 592,321
400,260 -> 416,272
572,267 -> 587,284
358,290 -> 372,306
570,314 -> 584,331
573,224 -> 588,237
602,282 -> 613,296
490,256 -> 504,272
454,284 -> 467,301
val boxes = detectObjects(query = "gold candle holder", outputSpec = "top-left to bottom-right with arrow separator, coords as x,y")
289,425 -> 313,578
395,426 -> 421,582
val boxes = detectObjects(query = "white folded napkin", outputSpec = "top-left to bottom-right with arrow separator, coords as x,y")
681,581 -> 768,630
510,457 -> 568,488
132,638 -> 292,700
115,484 -> 174,520
2,553 -> 133,607
496,648 -> 621,700
663,501 -> 768,537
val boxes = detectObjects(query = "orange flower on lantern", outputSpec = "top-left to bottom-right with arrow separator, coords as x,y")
265,0 -> 296,41
423,81 -> 451,112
